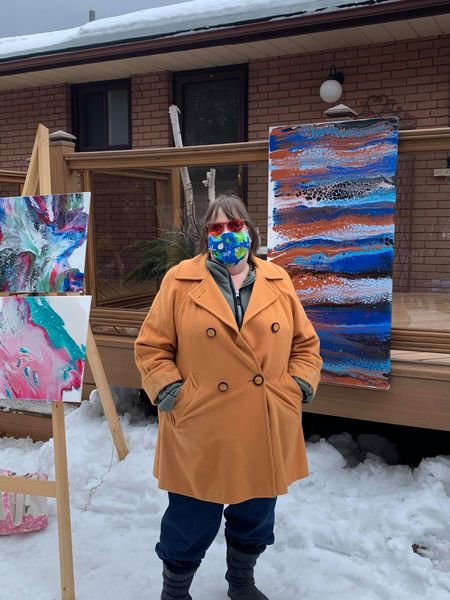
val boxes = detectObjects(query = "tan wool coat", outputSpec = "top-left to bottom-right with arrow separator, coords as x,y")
135,253 -> 322,504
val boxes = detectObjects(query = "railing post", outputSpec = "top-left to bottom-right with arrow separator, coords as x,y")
49,130 -> 77,194
170,167 -> 182,228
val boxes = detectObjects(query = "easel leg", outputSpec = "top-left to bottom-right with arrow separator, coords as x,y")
86,326 -> 129,460
19,126 -> 76,598
52,402 -> 76,600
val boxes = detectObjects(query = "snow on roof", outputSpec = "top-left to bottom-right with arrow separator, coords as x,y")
0,0 -> 378,61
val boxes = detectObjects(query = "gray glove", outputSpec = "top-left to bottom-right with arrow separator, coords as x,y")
156,380 -> 183,412
293,376 -> 314,404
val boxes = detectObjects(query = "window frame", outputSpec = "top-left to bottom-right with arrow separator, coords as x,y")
172,65 -> 248,202
172,64 -> 248,145
72,78 -> 132,151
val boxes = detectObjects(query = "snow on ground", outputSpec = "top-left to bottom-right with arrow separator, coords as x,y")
0,0 -> 359,60
1,392 -> 450,600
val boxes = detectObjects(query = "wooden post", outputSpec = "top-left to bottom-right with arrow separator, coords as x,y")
170,168 -> 182,229
23,123 -> 50,196
77,168 -> 128,460
49,130 -> 78,194
86,328 -> 129,461
80,169 -> 97,306
52,402 -> 76,600
37,125 -> 51,195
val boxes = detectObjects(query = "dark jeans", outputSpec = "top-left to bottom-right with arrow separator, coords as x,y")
156,492 -> 277,572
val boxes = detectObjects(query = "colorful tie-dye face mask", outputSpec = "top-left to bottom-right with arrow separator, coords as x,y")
208,231 -> 251,266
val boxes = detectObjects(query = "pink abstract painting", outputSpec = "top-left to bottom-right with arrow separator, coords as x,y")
0,296 -> 91,403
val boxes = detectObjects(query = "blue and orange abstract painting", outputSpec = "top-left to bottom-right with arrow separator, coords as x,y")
0,192 -> 90,293
268,118 -> 399,389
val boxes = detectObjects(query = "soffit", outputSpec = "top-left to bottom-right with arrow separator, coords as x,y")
0,15 -> 448,91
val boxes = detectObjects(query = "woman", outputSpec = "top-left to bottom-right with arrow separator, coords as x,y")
135,194 -> 322,600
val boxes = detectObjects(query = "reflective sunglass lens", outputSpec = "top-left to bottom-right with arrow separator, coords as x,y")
228,220 -> 244,232
208,220 -> 244,236
208,224 -> 224,236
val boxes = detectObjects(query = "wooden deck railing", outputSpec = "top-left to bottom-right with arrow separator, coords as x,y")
0,169 -> 26,187
66,128 -> 450,171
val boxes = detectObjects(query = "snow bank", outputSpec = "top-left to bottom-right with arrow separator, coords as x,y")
0,395 -> 450,599
0,0 -> 360,61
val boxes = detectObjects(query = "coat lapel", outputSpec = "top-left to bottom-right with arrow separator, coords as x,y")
176,254 -> 239,333
176,254 -> 284,333
189,276 -> 239,333
241,257 -> 282,328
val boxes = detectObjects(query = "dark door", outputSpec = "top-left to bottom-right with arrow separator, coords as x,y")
173,65 -> 248,215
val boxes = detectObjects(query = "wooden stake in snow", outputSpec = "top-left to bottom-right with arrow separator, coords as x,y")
169,105 -> 199,237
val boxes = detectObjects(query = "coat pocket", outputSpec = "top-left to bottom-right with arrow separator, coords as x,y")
169,373 -> 199,426
277,368 -> 302,415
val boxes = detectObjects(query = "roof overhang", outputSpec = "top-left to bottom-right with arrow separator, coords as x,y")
0,0 -> 449,90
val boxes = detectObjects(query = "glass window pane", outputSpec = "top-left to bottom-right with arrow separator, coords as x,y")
392,151 -> 450,332
92,173 -> 158,311
183,79 -> 241,146
190,165 -> 246,222
107,88 -> 129,146
83,91 -> 105,148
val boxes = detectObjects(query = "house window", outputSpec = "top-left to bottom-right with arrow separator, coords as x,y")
72,79 -> 131,151
174,65 -> 247,146
173,65 -> 248,205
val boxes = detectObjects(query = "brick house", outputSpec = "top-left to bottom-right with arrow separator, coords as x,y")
0,0 -> 450,435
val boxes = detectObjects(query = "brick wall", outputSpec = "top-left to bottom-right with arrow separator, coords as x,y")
131,71 -> 172,148
0,183 -> 21,198
247,36 -> 449,139
0,71 -> 172,171
0,84 -> 70,170
245,35 -> 450,293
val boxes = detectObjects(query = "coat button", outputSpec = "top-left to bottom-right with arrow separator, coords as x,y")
271,322 -> 280,333
218,381 -> 228,392
206,328 -> 216,338
253,375 -> 264,386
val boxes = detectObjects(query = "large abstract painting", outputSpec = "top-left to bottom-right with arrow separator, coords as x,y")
0,193 -> 90,293
268,118 -> 399,389
0,296 -> 91,402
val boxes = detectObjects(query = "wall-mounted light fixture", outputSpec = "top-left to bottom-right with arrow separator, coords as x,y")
319,65 -> 345,104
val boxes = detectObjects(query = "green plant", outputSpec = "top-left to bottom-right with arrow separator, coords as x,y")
125,226 -> 198,281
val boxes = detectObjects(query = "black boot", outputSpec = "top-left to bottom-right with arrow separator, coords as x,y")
161,563 -> 197,600
225,544 -> 269,600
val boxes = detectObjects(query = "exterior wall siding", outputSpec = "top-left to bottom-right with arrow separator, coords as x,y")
0,84 -> 71,171
247,36 -> 450,141
131,71 -> 172,148
246,35 -> 450,254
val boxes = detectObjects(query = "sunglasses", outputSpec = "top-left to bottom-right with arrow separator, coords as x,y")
207,219 -> 245,237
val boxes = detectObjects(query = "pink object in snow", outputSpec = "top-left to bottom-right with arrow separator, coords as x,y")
0,469 -> 49,534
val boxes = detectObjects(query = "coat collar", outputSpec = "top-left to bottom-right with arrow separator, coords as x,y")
177,254 -> 283,333
175,253 -> 284,281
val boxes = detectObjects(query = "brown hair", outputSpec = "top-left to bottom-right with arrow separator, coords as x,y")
197,193 -> 260,255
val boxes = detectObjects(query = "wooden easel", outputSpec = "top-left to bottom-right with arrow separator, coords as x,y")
0,124 -> 129,599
